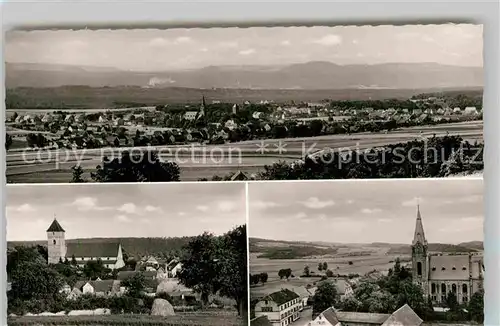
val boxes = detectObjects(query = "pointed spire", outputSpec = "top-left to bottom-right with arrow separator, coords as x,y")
201,95 -> 206,108
412,204 -> 427,246
47,217 -> 65,232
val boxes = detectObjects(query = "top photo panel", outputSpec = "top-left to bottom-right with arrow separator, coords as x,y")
5,24 -> 483,184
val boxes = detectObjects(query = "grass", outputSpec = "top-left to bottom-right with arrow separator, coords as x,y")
8,311 -> 246,326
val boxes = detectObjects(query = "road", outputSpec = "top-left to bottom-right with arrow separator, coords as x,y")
5,121 -> 483,183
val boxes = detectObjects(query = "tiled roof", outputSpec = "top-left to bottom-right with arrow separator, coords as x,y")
429,255 -> 471,281
263,289 -> 300,306
336,311 -> 390,324
381,304 -> 423,326
47,219 -> 65,232
66,242 -> 120,258
320,307 -> 340,325
251,316 -> 273,326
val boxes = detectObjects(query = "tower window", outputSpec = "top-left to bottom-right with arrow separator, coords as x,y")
417,262 -> 422,276
53,239 -> 56,245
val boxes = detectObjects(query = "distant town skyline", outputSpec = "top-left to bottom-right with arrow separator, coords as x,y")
7,183 -> 246,241
249,178 -> 483,244
5,24 -> 483,71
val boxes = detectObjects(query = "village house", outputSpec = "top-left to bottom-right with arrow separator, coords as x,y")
166,259 -> 183,278
71,280 -> 121,298
254,289 -> 302,326
307,304 -> 422,326
46,219 -> 126,270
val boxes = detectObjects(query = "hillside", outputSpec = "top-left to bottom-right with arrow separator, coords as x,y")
387,243 -> 481,255
6,61 -> 482,89
7,236 -> 194,258
5,85 -> 483,110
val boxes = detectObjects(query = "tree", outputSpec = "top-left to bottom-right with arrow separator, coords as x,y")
122,272 -> 146,298
312,282 -> 338,317
326,269 -> 334,278
6,133 -> 13,150
468,289 -> 484,323
323,262 -> 328,271
259,273 -> 268,284
70,165 -> 86,183
71,255 -> 78,266
304,266 -> 310,277
83,260 -> 107,279
445,291 -> 459,311
318,263 -> 323,272
91,151 -> 180,183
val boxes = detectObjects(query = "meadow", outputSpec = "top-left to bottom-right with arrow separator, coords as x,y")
7,311 -> 246,326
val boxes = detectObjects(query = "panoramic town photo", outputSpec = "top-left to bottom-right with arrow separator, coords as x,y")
248,178 -> 484,326
6,182 -> 248,326
5,24 -> 483,183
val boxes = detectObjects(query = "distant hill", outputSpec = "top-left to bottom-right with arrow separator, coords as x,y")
6,61 -> 483,89
6,86 -> 483,110
251,237 -> 483,259
7,237 -> 194,258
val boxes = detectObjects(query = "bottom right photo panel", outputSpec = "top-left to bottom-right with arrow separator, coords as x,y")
248,178 -> 484,326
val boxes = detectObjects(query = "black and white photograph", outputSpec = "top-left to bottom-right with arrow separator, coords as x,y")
6,182 -> 248,326
5,23 -> 483,184
248,178 -> 484,326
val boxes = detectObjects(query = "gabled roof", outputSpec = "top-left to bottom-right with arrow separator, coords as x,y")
47,219 -> 65,232
66,242 -> 120,258
251,315 -> 273,326
262,289 -> 300,306
336,311 -> 390,324
428,254 -> 471,280
319,307 -> 340,325
381,304 -> 423,326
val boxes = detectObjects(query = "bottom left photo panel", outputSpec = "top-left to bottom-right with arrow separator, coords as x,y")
5,182 -> 249,326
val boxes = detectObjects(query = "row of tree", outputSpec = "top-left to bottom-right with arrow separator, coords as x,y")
249,273 -> 269,286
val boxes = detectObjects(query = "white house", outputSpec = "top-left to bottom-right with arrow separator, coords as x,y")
224,119 -> 238,131
73,280 -> 120,298
167,260 -> 182,278
463,106 -> 478,115
184,111 -> 199,121
254,289 -> 301,326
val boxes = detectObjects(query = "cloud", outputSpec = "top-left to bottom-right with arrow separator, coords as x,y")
174,36 -> 192,44
118,203 -> 138,214
239,49 -> 256,56
178,212 -> 186,216
378,218 -> 393,223
149,37 -> 170,47
294,212 -> 307,219
346,200 -> 355,205
301,197 -> 335,209
144,205 -> 161,212
71,197 -> 99,211
139,218 -> 151,224
361,208 -> 382,214
352,39 -> 359,44
217,201 -> 237,213
312,34 -> 342,46
281,40 -> 291,46
200,48 -> 209,52
253,201 -> 280,210
219,41 -> 238,48
10,203 -> 35,212
196,205 -> 209,212
401,197 -> 423,207
114,215 -> 131,223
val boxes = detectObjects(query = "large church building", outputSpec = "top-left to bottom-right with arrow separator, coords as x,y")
47,219 -> 125,270
411,206 -> 484,305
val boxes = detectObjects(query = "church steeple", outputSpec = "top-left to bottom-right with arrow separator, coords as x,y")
412,204 -> 427,246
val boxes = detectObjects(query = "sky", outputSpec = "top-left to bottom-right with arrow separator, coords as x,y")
249,178 -> 483,244
5,24 -> 483,71
6,182 -> 246,241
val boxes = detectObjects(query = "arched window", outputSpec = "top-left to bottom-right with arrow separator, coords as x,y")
452,284 -> 457,293
431,283 -> 436,294
462,284 -> 468,293
441,283 -> 446,293
53,239 -> 56,245
417,262 -> 422,276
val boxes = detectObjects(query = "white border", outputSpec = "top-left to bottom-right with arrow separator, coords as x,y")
1,1 -> 498,326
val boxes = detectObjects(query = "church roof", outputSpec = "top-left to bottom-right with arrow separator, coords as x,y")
429,254 -> 473,280
47,219 -> 65,232
66,242 -> 121,258
412,205 -> 427,246
336,311 -> 390,324
320,307 -> 340,325
381,304 -> 423,326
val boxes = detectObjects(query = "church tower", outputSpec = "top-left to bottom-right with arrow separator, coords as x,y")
47,218 -> 67,264
411,205 -> 429,296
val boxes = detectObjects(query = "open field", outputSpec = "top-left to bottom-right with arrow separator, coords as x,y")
5,121 -> 483,183
7,311 -> 246,326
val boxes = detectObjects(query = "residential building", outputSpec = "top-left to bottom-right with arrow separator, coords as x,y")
46,219 -> 125,270
167,259 -> 182,278
307,304 -> 422,326
411,205 -> 484,305
254,289 -> 301,326
72,280 -> 121,297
